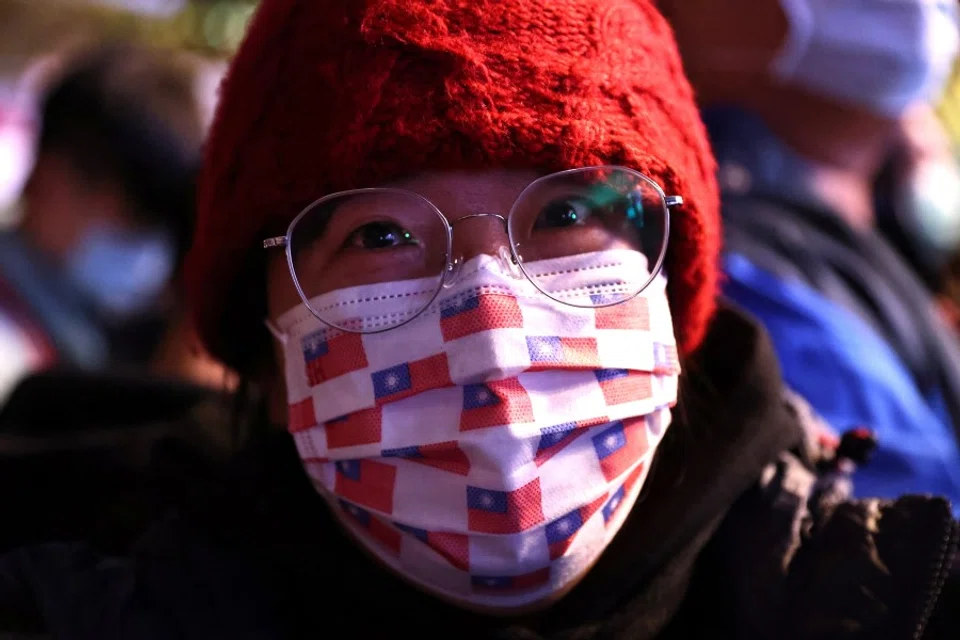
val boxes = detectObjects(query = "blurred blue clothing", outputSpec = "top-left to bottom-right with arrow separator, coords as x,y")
724,253 -> 960,512
705,106 -> 960,513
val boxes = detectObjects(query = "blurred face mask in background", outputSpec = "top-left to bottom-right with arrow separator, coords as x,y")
772,0 -> 960,117
66,224 -> 175,320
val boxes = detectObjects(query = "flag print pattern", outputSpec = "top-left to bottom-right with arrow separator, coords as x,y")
653,342 -> 681,375
440,292 -> 523,341
594,368 -> 653,405
280,257 -> 679,604
460,378 -> 535,431
382,441 -> 471,476
325,407 -> 382,449
603,462 -> 647,523
591,293 -> 651,330
471,567 -> 551,594
545,493 -> 608,559
395,523 -> 471,571
302,331 -> 368,386
534,416 -> 610,466
372,354 -> 453,404
289,397 -> 318,432
591,417 -> 649,481
467,479 -> 545,534
334,459 -> 397,513
525,336 -> 600,370
339,500 -> 402,555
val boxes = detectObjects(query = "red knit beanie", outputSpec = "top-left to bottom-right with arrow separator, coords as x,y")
187,0 -> 720,368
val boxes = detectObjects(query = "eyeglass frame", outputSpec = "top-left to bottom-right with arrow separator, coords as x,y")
263,165 -> 684,335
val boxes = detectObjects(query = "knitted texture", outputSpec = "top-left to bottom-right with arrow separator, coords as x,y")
186,0 -> 720,367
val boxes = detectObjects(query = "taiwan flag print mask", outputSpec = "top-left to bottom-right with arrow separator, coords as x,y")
271,249 -> 680,609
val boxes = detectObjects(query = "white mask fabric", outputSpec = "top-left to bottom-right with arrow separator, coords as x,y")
271,249 -> 681,609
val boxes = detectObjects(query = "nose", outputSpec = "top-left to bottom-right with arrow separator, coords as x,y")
444,213 -> 520,287
449,212 -> 511,261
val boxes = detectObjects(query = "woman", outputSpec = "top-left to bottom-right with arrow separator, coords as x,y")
0,0 -> 957,637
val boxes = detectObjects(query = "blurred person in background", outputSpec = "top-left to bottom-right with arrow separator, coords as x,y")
660,0 -> 960,513
0,43 -> 238,563
876,102 -> 960,320
0,1 -> 957,637
0,43 -> 230,402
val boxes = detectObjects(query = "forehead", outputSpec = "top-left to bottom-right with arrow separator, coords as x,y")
382,169 -> 543,217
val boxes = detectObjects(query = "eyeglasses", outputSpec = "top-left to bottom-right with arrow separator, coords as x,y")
264,166 -> 683,334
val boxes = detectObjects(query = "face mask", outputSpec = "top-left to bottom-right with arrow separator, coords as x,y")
772,0 -> 960,117
66,225 -> 175,319
271,249 -> 680,609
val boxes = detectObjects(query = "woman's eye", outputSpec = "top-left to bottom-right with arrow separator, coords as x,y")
344,221 -> 419,250
534,198 -> 594,229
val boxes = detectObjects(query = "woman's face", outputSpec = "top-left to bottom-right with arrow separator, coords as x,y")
262,169 -> 679,609
265,168 -> 655,421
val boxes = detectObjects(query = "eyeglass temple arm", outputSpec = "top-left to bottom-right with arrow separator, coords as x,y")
263,196 -> 684,250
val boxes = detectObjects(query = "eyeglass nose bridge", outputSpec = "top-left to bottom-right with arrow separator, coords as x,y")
443,212 -> 522,288
450,212 -> 508,228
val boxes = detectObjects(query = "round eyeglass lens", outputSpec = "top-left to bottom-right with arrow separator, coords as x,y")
507,167 -> 669,307
288,188 -> 451,332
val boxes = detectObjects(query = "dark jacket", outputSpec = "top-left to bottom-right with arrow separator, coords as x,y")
0,306 -> 956,639
0,370 -> 241,553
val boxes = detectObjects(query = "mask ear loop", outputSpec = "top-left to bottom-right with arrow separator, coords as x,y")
264,319 -> 289,345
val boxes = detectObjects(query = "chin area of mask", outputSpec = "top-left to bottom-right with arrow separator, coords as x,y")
771,0 -> 960,117
66,224 -> 175,320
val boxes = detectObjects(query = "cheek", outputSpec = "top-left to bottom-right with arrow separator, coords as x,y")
266,253 -> 305,321
265,254 -> 299,426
